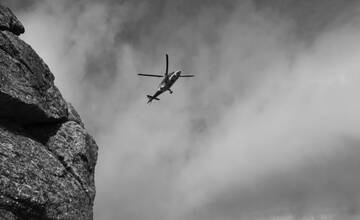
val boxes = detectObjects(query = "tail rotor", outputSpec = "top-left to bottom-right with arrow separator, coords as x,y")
147,95 -> 160,103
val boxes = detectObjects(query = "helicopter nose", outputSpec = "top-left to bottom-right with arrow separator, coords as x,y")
177,71 -> 182,76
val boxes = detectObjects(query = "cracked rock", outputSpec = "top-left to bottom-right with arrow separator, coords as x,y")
0,123 -> 93,219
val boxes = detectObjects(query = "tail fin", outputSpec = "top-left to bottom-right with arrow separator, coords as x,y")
147,95 -> 160,103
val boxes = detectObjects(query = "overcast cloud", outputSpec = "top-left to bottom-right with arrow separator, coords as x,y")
4,0 -> 360,219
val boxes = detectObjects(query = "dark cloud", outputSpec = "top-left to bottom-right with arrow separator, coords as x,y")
1,0 -> 38,11
254,0 -> 360,40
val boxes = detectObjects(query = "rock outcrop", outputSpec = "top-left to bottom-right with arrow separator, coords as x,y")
0,5 -> 98,220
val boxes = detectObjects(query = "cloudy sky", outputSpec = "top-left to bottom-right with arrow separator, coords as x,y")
4,0 -> 360,219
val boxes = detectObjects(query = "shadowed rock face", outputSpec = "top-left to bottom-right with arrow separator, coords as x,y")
0,5 -> 98,220
0,5 -> 24,36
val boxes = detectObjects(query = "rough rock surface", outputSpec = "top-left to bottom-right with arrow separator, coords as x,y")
0,5 -> 24,36
0,5 -> 98,220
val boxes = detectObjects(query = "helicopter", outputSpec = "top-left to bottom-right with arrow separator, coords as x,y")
138,54 -> 194,103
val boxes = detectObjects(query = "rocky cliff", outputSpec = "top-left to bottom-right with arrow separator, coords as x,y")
0,5 -> 98,220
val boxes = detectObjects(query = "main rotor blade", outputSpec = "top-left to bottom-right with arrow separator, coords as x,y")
166,54 -> 169,75
138,74 -> 163,77
180,75 -> 195,77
